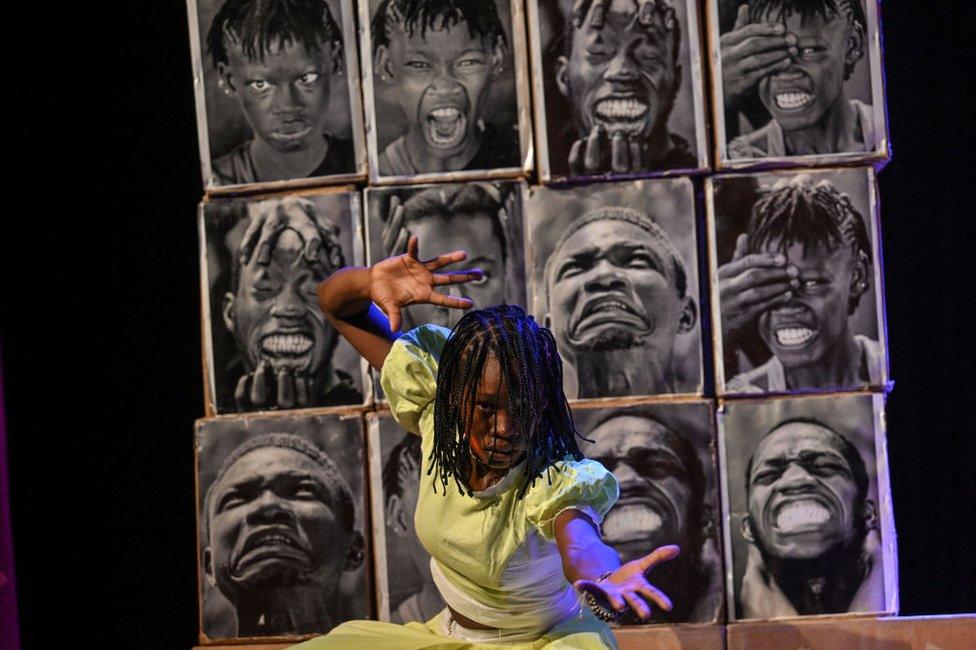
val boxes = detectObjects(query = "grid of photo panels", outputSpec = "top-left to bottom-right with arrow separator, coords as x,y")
186,0 -> 895,643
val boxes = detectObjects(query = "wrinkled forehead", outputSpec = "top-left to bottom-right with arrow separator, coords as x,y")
551,219 -> 677,275
753,423 -> 850,470
211,447 -> 329,502
589,414 -> 684,459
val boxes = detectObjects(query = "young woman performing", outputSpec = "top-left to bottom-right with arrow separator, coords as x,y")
296,237 -> 680,648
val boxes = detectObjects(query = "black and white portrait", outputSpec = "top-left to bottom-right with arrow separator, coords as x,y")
526,0 -> 708,181
366,411 -> 446,623
707,168 -> 888,396
200,191 -> 366,413
718,393 -> 897,621
525,178 -> 702,399
573,400 -> 723,623
196,411 -> 370,640
708,0 -> 888,168
359,0 -> 531,183
365,181 -> 526,332
188,0 -> 365,190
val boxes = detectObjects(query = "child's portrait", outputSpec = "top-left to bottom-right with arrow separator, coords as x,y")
190,0 -> 365,190
361,0 -> 530,182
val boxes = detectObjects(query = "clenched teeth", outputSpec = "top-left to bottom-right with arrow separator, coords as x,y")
776,501 -> 830,532
594,98 -> 648,120
775,92 -> 812,110
775,327 -> 816,346
262,334 -> 313,355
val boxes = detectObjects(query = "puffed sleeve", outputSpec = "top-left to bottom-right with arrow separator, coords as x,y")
525,459 -> 619,542
379,324 -> 451,436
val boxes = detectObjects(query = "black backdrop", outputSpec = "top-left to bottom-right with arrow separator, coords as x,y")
1,1 -> 973,646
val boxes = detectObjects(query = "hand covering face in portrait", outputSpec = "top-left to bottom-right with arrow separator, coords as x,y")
727,0 -> 873,158
726,175 -> 880,393
740,418 -> 883,617
555,0 -> 696,175
206,0 -> 355,184
543,206 -> 697,397
585,410 -> 720,622
222,197 -> 361,410
203,433 -> 365,636
380,184 -> 509,331
370,0 -> 519,175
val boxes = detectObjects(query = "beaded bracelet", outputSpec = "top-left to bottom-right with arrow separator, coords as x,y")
583,571 -> 628,622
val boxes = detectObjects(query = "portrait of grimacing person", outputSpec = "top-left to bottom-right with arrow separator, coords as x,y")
542,0 -> 699,177
732,415 -> 885,618
720,0 -> 877,159
368,0 -> 521,176
202,0 -> 356,185
718,173 -> 883,394
541,205 -> 698,398
578,407 -> 723,623
381,433 -> 446,623
202,432 -> 366,637
369,183 -> 520,332
209,196 -> 363,411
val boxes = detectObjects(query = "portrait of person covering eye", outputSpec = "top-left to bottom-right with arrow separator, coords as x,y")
529,0 -> 705,180
199,0 -> 360,186
203,194 -> 364,413
198,419 -> 368,639
713,170 -> 886,395
717,0 -> 883,161
720,394 -> 891,620
367,0 -> 523,178
530,180 -> 701,398
578,404 -> 723,623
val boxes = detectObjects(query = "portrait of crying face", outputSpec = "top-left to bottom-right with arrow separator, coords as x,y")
202,192 -> 365,413
527,178 -> 702,399
197,413 -> 369,639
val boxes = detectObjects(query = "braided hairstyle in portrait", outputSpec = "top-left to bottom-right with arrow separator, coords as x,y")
748,0 -> 866,78
430,305 -> 586,498
206,0 -> 345,75
746,175 -> 871,314
370,0 -> 508,56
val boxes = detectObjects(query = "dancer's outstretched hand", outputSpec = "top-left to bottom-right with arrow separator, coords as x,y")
371,235 -> 483,332
574,544 -> 681,620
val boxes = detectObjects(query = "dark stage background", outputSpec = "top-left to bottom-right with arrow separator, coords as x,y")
1,1 -> 973,646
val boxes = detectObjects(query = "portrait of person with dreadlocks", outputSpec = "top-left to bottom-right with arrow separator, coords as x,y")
191,0 -> 363,188
527,0 -> 707,180
718,393 -> 895,620
710,169 -> 888,395
712,0 -> 886,162
299,236 -> 683,648
364,0 -> 527,180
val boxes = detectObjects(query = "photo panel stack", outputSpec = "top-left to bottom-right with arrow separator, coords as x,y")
184,0 -> 896,640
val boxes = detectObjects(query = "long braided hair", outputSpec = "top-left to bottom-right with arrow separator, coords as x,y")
430,305 -> 585,499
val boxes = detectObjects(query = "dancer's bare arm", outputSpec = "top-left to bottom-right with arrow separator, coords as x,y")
317,236 -> 483,370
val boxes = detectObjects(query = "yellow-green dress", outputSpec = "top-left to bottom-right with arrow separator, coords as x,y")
293,325 -> 620,649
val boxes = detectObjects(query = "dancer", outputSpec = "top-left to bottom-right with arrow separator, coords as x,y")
295,237 -> 680,648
